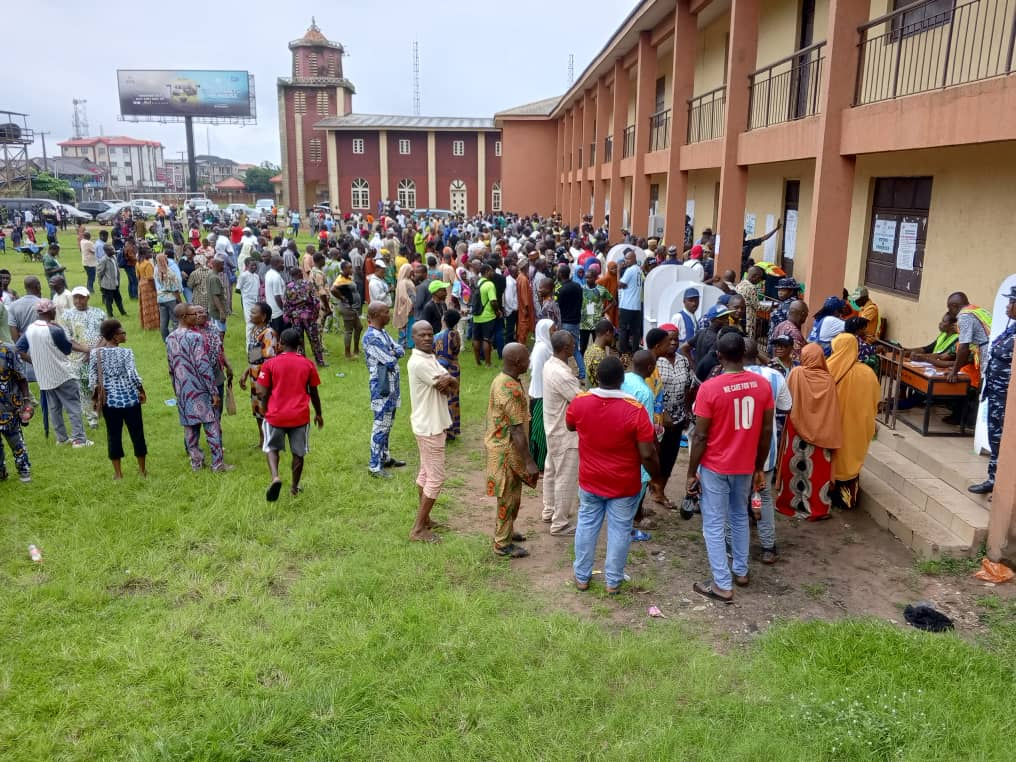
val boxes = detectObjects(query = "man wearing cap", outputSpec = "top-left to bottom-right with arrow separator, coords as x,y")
969,287 -> 1016,494
15,299 -> 93,447
682,304 -> 733,366
238,227 -> 258,271
421,280 -> 450,333
367,257 -> 391,307
771,299 -> 809,361
59,286 -> 106,429
851,286 -> 880,344
670,288 -> 701,346
659,245 -> 681,266
766,277 -> 798,353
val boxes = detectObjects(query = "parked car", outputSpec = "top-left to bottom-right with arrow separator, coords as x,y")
78,201 -> 115,217
129,199 -> 170,218
59,203 -> 94,223
186,197 -> 218,212
96,202 -> 142,224
224,203 -> 258,218
255,198 -> 275,211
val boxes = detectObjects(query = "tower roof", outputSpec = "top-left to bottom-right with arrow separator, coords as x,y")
289,18 -> 344,51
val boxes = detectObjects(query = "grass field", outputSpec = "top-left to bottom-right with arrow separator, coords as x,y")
1,229 -> 1015,759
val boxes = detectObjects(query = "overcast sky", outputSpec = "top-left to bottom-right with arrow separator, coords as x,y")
7,0 -> 636,166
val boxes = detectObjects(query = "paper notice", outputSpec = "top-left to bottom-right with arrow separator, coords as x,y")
896,221 -> 918,271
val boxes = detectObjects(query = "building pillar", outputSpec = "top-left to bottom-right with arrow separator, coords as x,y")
988,353 -> 1016,560
570,103 -> 582,224
379,130 -> 389,203
278,89 -> 291,209
664,0 -> 696,246
630,31 -> 656,238
581,88 -> 595,219
608,59 -> 629,238
715,0 -> 760,275
477,131 -> 487,215
802,0 -> 870,307
327,130 -> 339,211
294,112 -> 307,214
427,131 -> 437,209
555,118 -> 564,215
562,109 -> 574,221
593,76 -> 610,227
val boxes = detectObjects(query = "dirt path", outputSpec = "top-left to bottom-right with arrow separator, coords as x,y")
446,433 -> 1012,646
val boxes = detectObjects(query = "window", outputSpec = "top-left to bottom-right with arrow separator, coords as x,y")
293,92 -> 306,114
655,76 -> 667,113
351,178 -> 370,209
452,140 -> 464,157
863,176 -> 933,297
352,138 -> 365,154
399,139 -> 411,155
327,56 -> 338,77
309,52 -> 319,76
397,178 -> 416,209
892,0 -> 953,38
308,138 -> 322,163
494,140 -> 502,157
491,182 -> 502,212
317,91 -> 329,115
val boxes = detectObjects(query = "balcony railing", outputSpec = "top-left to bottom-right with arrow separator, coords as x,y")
748,41 -> 826,130
855,0 -> 1016,106
577,147 -> 583,168
604,135 -> 613,162
687,85 -> 726,143
589,142 -> 596,165
648,108 -> 671,152
622,124 -> 636,157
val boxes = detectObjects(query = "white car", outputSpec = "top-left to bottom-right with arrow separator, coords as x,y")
130,198 -> 168,218
255,198 -> 274,211
187,197 -> 218,212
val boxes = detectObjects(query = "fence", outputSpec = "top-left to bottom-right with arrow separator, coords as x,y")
687,85 -> 726,143
874,340 -> 906,430
649,109 -> 671,152
622,125 -> 636,157
748,41 -> 826,130
603,135 -> 613,162
855,0 -> 1016,105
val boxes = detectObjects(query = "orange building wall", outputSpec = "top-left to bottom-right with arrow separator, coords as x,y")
500,119 -> 558,215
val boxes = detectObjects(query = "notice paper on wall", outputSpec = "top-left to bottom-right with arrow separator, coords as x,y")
872,218 -> 897,254
744,212 -> 757,237
686,199 -> 695,226
897,221 -> 918,271
784,210 -> 798,259
762,214 -> 777,262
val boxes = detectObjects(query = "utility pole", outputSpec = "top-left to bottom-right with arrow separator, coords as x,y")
568,53 -> 575,86
72,99 -> 89,139
38,131 -> 51,174
412,41 -> 421,117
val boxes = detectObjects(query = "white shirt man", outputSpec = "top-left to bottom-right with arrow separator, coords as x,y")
503,271 -> 518,317
238,230 -> 258,269
264,266 -> 286,323
368,269 -> 390,307
542,344 -> 581,534
237,264 -> 261,334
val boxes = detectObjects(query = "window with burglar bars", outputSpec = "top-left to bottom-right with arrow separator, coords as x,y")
863,176 -> 933,297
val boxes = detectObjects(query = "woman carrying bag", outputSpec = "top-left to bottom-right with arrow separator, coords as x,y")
89,319 -> 147,480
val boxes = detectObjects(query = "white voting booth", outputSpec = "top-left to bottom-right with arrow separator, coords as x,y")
606,243 -> 647,266
974,273 -> 1016,455
642,265 -> 705,336
651,281 -> 725,340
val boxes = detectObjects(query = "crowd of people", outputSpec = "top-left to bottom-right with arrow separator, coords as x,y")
2,204 -> 1013,601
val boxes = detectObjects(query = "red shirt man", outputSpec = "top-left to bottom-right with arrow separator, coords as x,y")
229,224 -> 243,245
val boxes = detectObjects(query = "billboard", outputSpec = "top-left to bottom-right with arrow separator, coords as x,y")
117,70 -> 252,118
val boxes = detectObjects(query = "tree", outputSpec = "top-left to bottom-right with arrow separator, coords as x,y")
244,162 -> 280,194
31,172 -> 75,203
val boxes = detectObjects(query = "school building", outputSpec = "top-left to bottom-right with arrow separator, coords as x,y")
495,0 -> 1016,347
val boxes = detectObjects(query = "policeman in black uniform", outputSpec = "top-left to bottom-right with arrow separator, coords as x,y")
970,286 -> 1016,494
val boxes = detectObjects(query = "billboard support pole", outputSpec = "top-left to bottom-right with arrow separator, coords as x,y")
184,116 -> 198,193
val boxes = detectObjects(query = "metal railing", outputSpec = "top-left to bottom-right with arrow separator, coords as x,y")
589,142 -> 596,165
622,124 -> 636,157
874,340 -> 905,430
855,0 -> 1016,105
748,41 -> 826,130
687,85 -> 726,143
604,135 -> 613,162
649,108 -> 671,152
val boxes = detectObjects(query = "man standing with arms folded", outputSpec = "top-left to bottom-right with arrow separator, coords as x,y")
686,332 -> 774,604
616,248 -> 644,361
407,321 -> 458,543
568,356 -> 659,594
256,327 -> 324,502
363,302 -> 406,478
542,330 -> 581,536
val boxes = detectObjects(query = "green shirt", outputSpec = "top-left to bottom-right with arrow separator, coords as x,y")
580,284 -> 611,330
473,278 -> 497,324
42,254 -> 62,275
206,275 -> 225,321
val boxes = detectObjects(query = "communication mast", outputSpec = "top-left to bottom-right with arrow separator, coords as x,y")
568,53 -> 575,86
412,40 -> 421,117
72,99 -> 89,139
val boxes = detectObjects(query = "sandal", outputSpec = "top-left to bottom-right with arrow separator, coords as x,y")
652,494 -> 675,510
265,480 -> 283,502
693,581 -> 734,604
733,574 -> 749,587
761,549 -> 778,565
511,531 -> 527,542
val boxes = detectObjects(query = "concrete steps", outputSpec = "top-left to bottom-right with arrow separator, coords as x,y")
858,438 -> 990,559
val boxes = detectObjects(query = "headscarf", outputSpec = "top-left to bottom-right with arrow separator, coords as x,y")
598,260 -> 619,325
827,333 -> 880,481
786,343 -> 843,449
826,331 -> 859,383
393,263 -> 415,330
528,318 -> 554,399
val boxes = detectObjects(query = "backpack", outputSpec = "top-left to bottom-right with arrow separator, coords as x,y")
471,277 -> 488,315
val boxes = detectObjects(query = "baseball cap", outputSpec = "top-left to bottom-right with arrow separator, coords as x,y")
70,286 -> 90,297
777,277 -> 798,290
1006,285 -> 1016,301
428,280 -> 450,294
374,256 -> 386,266
706,304 -> 734,320
683,288 -> 700,300
688,244 -> 703,260
850,286 -> 869,301
659,322 -> 678,332
35,298 -> 56,313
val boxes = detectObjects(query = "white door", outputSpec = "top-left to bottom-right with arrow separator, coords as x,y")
450,180 -> 467,215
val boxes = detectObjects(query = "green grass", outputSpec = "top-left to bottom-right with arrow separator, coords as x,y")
916,552 -> 984,576
2,229 -> 1016,758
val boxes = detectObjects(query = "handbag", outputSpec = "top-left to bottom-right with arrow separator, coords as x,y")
91,349 -> 107,416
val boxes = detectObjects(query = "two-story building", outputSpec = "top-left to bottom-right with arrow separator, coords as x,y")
496,0 -> 1016,346
58,135 -> 165,196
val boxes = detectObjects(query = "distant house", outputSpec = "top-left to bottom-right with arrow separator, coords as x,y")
57,135 -> 165,194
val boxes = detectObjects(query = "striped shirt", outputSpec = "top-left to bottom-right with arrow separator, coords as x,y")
16,320 -> 77,390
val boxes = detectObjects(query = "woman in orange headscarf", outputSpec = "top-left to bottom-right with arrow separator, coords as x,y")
597,260 -> 619,327
775,343 -> 844,520
826,333 -> 880,510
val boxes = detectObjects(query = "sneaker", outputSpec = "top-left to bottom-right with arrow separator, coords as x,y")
55,438 -> 71,446
369,469 -> 394,479
19,473 -> 31,483
72,439 -> 95,448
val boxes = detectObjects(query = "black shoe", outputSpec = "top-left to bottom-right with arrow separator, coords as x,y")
369,469 -> 394,479
968,480 -> 994,494
494,543 -> 530,558
511,531 -> 527,542
383,458 -> 407,468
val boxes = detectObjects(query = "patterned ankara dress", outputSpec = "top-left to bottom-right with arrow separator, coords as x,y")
484,372 -> 535,549
363,325 -> 404,472
166,327 -> 224,470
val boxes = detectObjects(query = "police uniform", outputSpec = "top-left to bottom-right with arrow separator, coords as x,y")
970,287 -> 1016,493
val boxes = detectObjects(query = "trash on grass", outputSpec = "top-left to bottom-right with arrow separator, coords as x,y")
973,558 -> 1014,583
648,605 -> 666,618
903,602 -> 954,632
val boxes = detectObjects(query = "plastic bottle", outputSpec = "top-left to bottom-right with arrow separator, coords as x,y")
28,544 -> 42,563
750,492 -> 762,519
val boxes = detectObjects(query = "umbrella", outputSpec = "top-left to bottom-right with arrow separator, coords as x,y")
39,390 -> 49,439
606,243 -> 646,266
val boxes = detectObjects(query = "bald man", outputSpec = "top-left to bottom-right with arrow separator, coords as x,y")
363,302 -> 406,477
485,342 -> 539,558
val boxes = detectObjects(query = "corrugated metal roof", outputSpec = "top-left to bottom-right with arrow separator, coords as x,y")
314,113 -> 497,131
494,96 -> 561,118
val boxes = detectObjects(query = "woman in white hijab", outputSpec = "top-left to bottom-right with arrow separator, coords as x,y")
527,318 -> 555,471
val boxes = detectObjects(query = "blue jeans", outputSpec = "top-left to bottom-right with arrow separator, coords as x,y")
724,469 -> 776,552
84,265 -> 96,293
699,466 -> 752,591
561,322 -> 586,379
573,488 -> 640,588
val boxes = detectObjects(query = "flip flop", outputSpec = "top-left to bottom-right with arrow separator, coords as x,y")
631,529 -> 651,542
693,581 -> 734,604
266,480 -> 283,502
410,534 -> 442,544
